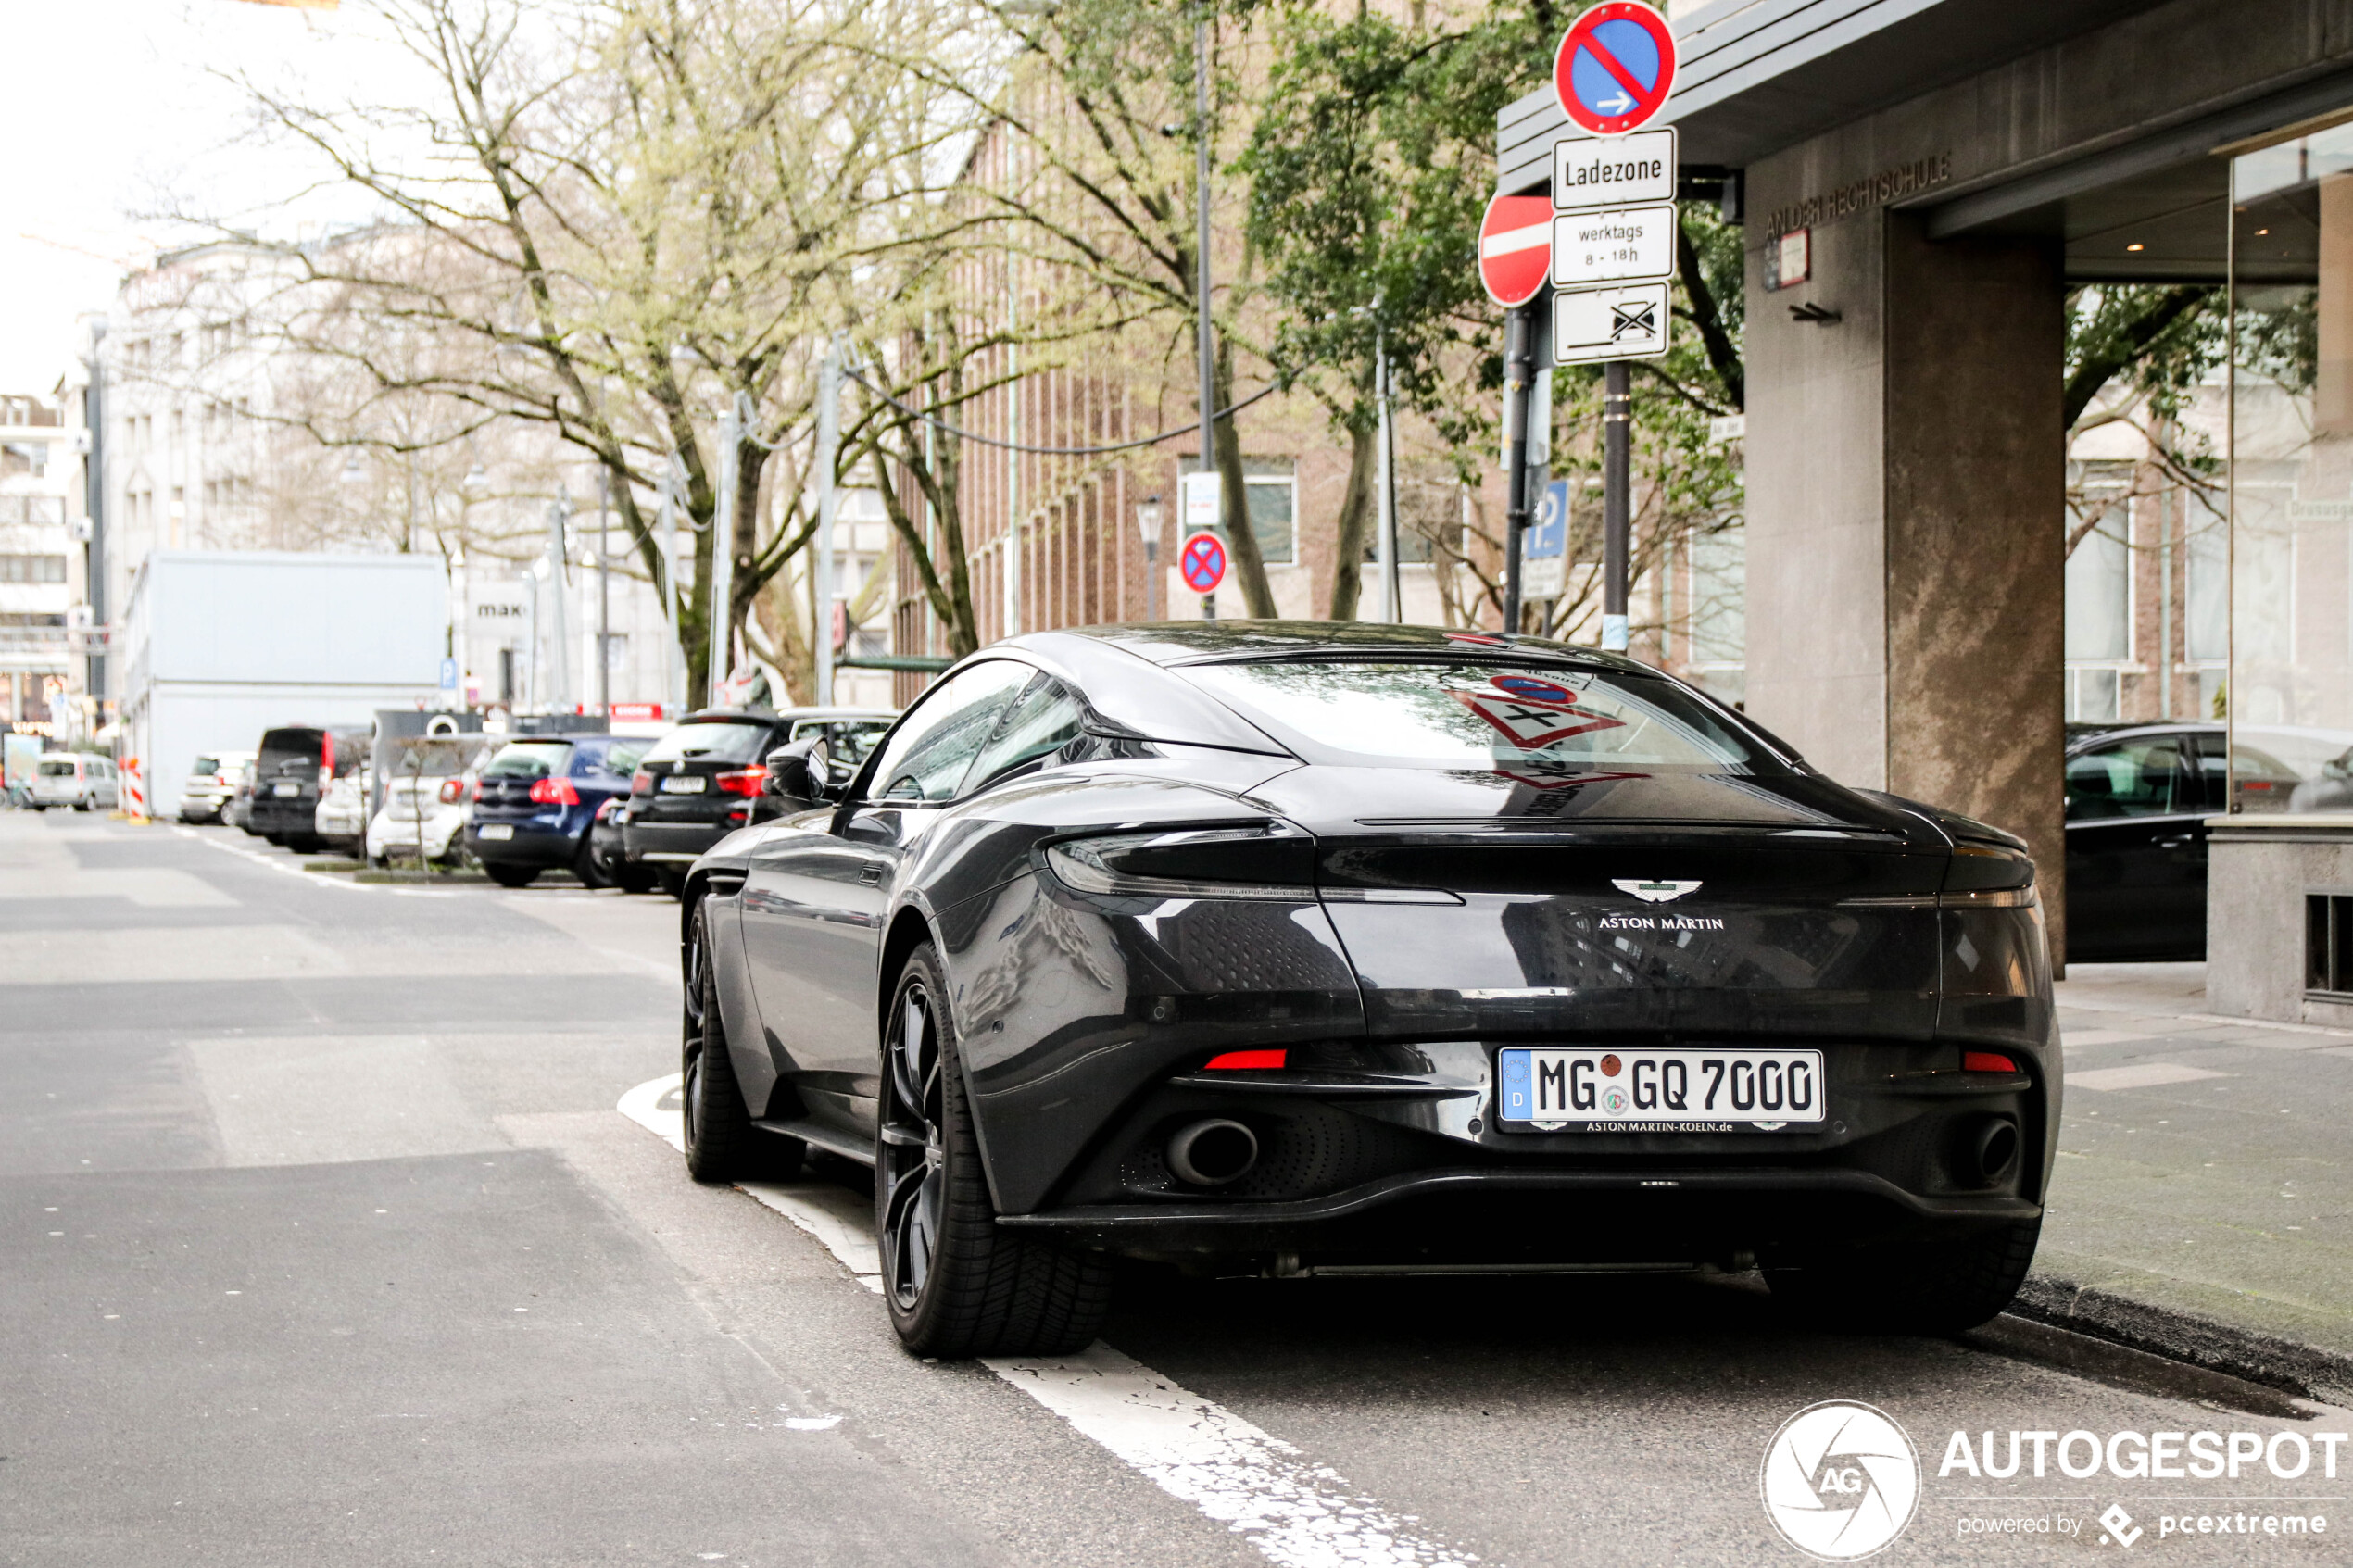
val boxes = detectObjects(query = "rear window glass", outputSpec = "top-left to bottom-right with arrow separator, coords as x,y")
570,740 -> 647,778
258,729 -> 321,772
194,756 -> 220,775
38,759 -> 74,777
639,721 -> 771,766
483,741 -> 574,779
1182,660 -> 1777,774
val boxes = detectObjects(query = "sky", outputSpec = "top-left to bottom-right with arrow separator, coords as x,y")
0,0 -> 405,395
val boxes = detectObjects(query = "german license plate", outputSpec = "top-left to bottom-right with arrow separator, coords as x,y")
478,824 -> 514,840
660,776 -> 706,793
1496,1047 -> 1825,1131
272,782 -> 300,797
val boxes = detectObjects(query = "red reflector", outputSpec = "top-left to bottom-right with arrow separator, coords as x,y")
1203,1049 -> 1287,1071
1963,1051 -> 2019,1073
715,768 -> 765,797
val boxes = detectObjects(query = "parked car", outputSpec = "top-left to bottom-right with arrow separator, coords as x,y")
316,775 -> 368,854
226,758 -> 261,834
366,734 -> 496,868
586,796 -> 655,891
2064,721 -> 2353,961
29,753 -> 120,812
465,733 -> 648,888
623,707 -> 894,895
248,726 -> 370,853
177,750 -> 256,823
678,624 -> 2057,1356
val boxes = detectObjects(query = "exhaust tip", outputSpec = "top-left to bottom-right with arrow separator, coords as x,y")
1969,1116 -> 2020,1186
1167,1119 -> 1259,1186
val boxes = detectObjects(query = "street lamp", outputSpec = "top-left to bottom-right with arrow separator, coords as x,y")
1136,495 -> 1163,622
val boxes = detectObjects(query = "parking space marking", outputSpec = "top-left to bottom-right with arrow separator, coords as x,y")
988,1348 -> 1482,1568
2069,1062 -> 2232,1092
615,1076 -> 1488,1568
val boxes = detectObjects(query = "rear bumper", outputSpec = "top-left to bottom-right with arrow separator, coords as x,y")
468,819 -> 582,867
1000,1168 -> 2041,1266
624,818 -> 735,863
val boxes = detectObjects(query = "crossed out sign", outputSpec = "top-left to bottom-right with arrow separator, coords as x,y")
1554,2 -> 1677,137
1179,531 -> 1227,595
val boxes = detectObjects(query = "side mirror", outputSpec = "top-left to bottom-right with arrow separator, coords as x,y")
761,737 -> 833,805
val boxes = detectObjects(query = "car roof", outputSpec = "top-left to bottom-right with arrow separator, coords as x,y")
1036,620 -> 1646,671
680,706 -> 896,724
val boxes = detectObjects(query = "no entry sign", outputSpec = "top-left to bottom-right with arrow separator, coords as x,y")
1478,194 -> 1555,307
1554,2 -> 1677,137
1179,531 -> 1227,595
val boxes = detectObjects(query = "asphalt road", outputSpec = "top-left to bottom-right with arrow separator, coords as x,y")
6,810 -> 2348,1566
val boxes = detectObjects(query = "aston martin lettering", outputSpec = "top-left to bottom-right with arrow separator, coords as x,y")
1597,912 -> 1726,931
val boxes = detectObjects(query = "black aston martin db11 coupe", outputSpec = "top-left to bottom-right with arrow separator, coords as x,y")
676,623 -> 2056,1357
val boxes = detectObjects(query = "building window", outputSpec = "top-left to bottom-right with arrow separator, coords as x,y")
0,556 -> 69,584
1,440 -> 48,478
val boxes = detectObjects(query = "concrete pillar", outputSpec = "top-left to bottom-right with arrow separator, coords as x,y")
1746,195 -> 2067,952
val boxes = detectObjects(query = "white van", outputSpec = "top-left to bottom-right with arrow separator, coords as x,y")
30,754 -> 121,812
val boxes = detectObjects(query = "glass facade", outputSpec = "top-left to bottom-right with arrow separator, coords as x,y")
2228,120 -> 2353,810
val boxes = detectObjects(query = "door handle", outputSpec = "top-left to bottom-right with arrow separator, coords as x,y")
858,865 -> 884,884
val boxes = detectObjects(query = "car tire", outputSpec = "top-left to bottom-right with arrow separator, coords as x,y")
484,863 -> 539,888
680,904 -> 800,1183
573,834 -> 609,890
877,942 -> 1113,1358
1766,1219 -> 2041,1335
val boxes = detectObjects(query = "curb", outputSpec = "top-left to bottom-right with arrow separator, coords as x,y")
2014,1273 -> 2353,1406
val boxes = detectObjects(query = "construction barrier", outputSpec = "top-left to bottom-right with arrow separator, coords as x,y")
121,756 -> 149,823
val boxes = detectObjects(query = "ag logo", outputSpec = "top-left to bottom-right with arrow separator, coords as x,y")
1760,1401 -> 1919,1561
1613,878 -> 1700,903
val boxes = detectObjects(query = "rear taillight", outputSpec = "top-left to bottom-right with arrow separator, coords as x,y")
596,797 -> 620,822
1204,1050 -> 1287,1071
317,765 -> 332,789
715,768 -> 764,797
469,780 -> 483,802
529,777 -> 581,807
631,769 -> 653,796
438,779 -> 464,804
1044,822 -> 1314,900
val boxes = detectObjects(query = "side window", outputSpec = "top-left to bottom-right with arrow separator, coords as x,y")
966,678 -> 1088,795
2065,738 -> 2183,821
864,662 -> 1035,802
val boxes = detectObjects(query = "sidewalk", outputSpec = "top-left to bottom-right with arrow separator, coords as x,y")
2029,960 -> 2353,1394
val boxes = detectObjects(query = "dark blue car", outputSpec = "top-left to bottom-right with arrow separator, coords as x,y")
465,734 -> 648,888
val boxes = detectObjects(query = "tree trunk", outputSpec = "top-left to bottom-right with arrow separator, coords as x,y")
1212,341 -> 1278,619
1327,421 -> 1378,621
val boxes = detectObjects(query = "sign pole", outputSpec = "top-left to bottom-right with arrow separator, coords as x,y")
1501,306 -> 1535,636
1602,360 -> 1631,651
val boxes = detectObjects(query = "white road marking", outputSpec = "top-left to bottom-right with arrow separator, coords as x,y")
988,1348 -> 1480,1568
615,1075 -> 1488,1568
2069,1061 -> 2232,1092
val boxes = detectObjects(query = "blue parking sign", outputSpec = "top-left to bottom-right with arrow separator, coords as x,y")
439,657 -> 459,691
1528,480 -> 1568,559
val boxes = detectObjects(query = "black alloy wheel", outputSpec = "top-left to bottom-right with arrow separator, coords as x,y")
877,943 -> 1112,1358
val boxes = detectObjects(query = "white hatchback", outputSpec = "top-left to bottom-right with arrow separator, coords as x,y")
30,754 -> 120,812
